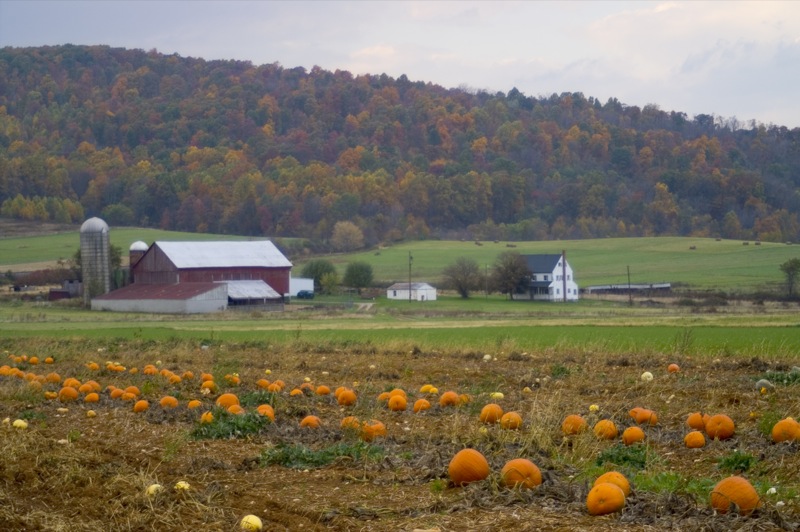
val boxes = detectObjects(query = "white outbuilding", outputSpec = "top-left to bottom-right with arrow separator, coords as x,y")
387,282 -> 437,301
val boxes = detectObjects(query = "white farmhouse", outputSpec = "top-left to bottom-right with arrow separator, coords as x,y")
387,282 -> 437,301
516,252 -> 579,302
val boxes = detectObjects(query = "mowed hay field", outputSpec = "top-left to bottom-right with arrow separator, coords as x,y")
0,335 -> 798,531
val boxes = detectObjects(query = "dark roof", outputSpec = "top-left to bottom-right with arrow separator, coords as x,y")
523,254 -> 563,273
94,282 -> 222,301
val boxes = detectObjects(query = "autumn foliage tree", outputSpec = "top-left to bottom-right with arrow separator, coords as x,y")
1,45 -> 800,247
331,221 -> 365,252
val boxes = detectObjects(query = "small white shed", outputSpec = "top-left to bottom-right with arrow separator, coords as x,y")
387,282 -> 437,301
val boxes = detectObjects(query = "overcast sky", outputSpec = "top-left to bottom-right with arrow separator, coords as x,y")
2,1 -> 799,128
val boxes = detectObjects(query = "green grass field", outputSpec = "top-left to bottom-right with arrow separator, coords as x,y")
326,237 -> 800,291
2,221 -> 799,291
0,226 -> 257,267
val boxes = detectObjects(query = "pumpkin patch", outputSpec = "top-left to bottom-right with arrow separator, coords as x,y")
0,336 -> 796,530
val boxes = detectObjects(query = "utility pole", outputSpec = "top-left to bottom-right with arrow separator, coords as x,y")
627,265 -> 632,306
408,251 -> 413,303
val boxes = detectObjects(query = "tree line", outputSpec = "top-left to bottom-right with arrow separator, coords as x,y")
1,45 -> 800,250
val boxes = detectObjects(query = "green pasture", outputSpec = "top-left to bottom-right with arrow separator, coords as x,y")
318,237 -> 800,291
2,295 -> 800,358
0,227 -> 257,266
2,223 -> 800,291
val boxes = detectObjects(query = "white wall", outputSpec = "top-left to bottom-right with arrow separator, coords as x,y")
92,297 -> 227,314
289,277 -> 314,296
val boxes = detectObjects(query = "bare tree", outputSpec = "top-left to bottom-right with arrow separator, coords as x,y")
780,258 -> 800,297
491,251 -> 530,299
442,257 -> 483,298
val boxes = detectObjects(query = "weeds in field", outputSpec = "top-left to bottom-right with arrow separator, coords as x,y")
190,409 -> 270,440
632,471 -> 713,498
596,443 -> 651,471
718,450 -> 756,474
162,431 -> 189,462
259,441 -> 384,469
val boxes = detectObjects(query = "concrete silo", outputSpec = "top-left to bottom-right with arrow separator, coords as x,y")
80,217 -> 110,304
128,240 -> 149,283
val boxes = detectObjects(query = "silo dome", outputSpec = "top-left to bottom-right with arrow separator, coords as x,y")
80,217 -> 111,304
130,241 -> 149,252
80,217 -> 109,234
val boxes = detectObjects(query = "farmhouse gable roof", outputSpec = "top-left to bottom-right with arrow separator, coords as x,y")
523,254 -> 564,274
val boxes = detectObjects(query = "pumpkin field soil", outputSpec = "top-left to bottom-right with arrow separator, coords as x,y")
0,340 -> 798,531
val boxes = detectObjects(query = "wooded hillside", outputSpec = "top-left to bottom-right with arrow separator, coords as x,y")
1,45 -> 799,250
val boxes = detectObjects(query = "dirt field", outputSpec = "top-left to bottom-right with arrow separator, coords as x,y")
0,339 -> 797,531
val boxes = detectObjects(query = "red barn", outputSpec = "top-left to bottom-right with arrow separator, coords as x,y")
132,241 -> 291,294
93,240 -> 292,314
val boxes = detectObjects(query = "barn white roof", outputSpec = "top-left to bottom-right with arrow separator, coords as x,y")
155,241 -> 292,269
222,280 -> 282,300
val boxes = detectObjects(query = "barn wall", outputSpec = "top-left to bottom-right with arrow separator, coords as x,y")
178,267 -> 291,294
132,245 -> 179,284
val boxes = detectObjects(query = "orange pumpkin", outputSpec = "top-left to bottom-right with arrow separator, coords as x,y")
413,398 -> 431,413
159,396 -> 178,409
705,414 -> 735,440
45,372 -> 61,384
479,403 -> 504,424
593,419 -> 618,440
500,458 -> 541,489
686,412 -> 706,431
256,404 -> 275,422
337,389 -> 357,406
594,471 -> 631,497
586,482 -> 626,516
771,417 -> 800,443
710,476 -> 760,515
120,392 -> 136,402
561,414 -> 588,435
227,404 -> 245,415
132,399 -> 150,413
500,411 -> 523,430
360,419 -> 387,442
621,426 -> 645,446
109,388 -> 125,399
256,378 -> 270,390
83,392 -> 100,403
439,390 -> 460,407
629,407 -> 658,425
216,393 -> 240,408
300,415 -> 321,429
387,394 -> 407,412
684,430 -> 706,448
315,385 -> 331,396
200,411 -> 214,424
124,385 -> 141,397
448,449 -> 490,486
340,416 -> 361,430
388,388 -> 407,399
63,377 -> 81,389
187,399 -> 202,409
57,386 -> 79,402
667,363 -> 680,373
